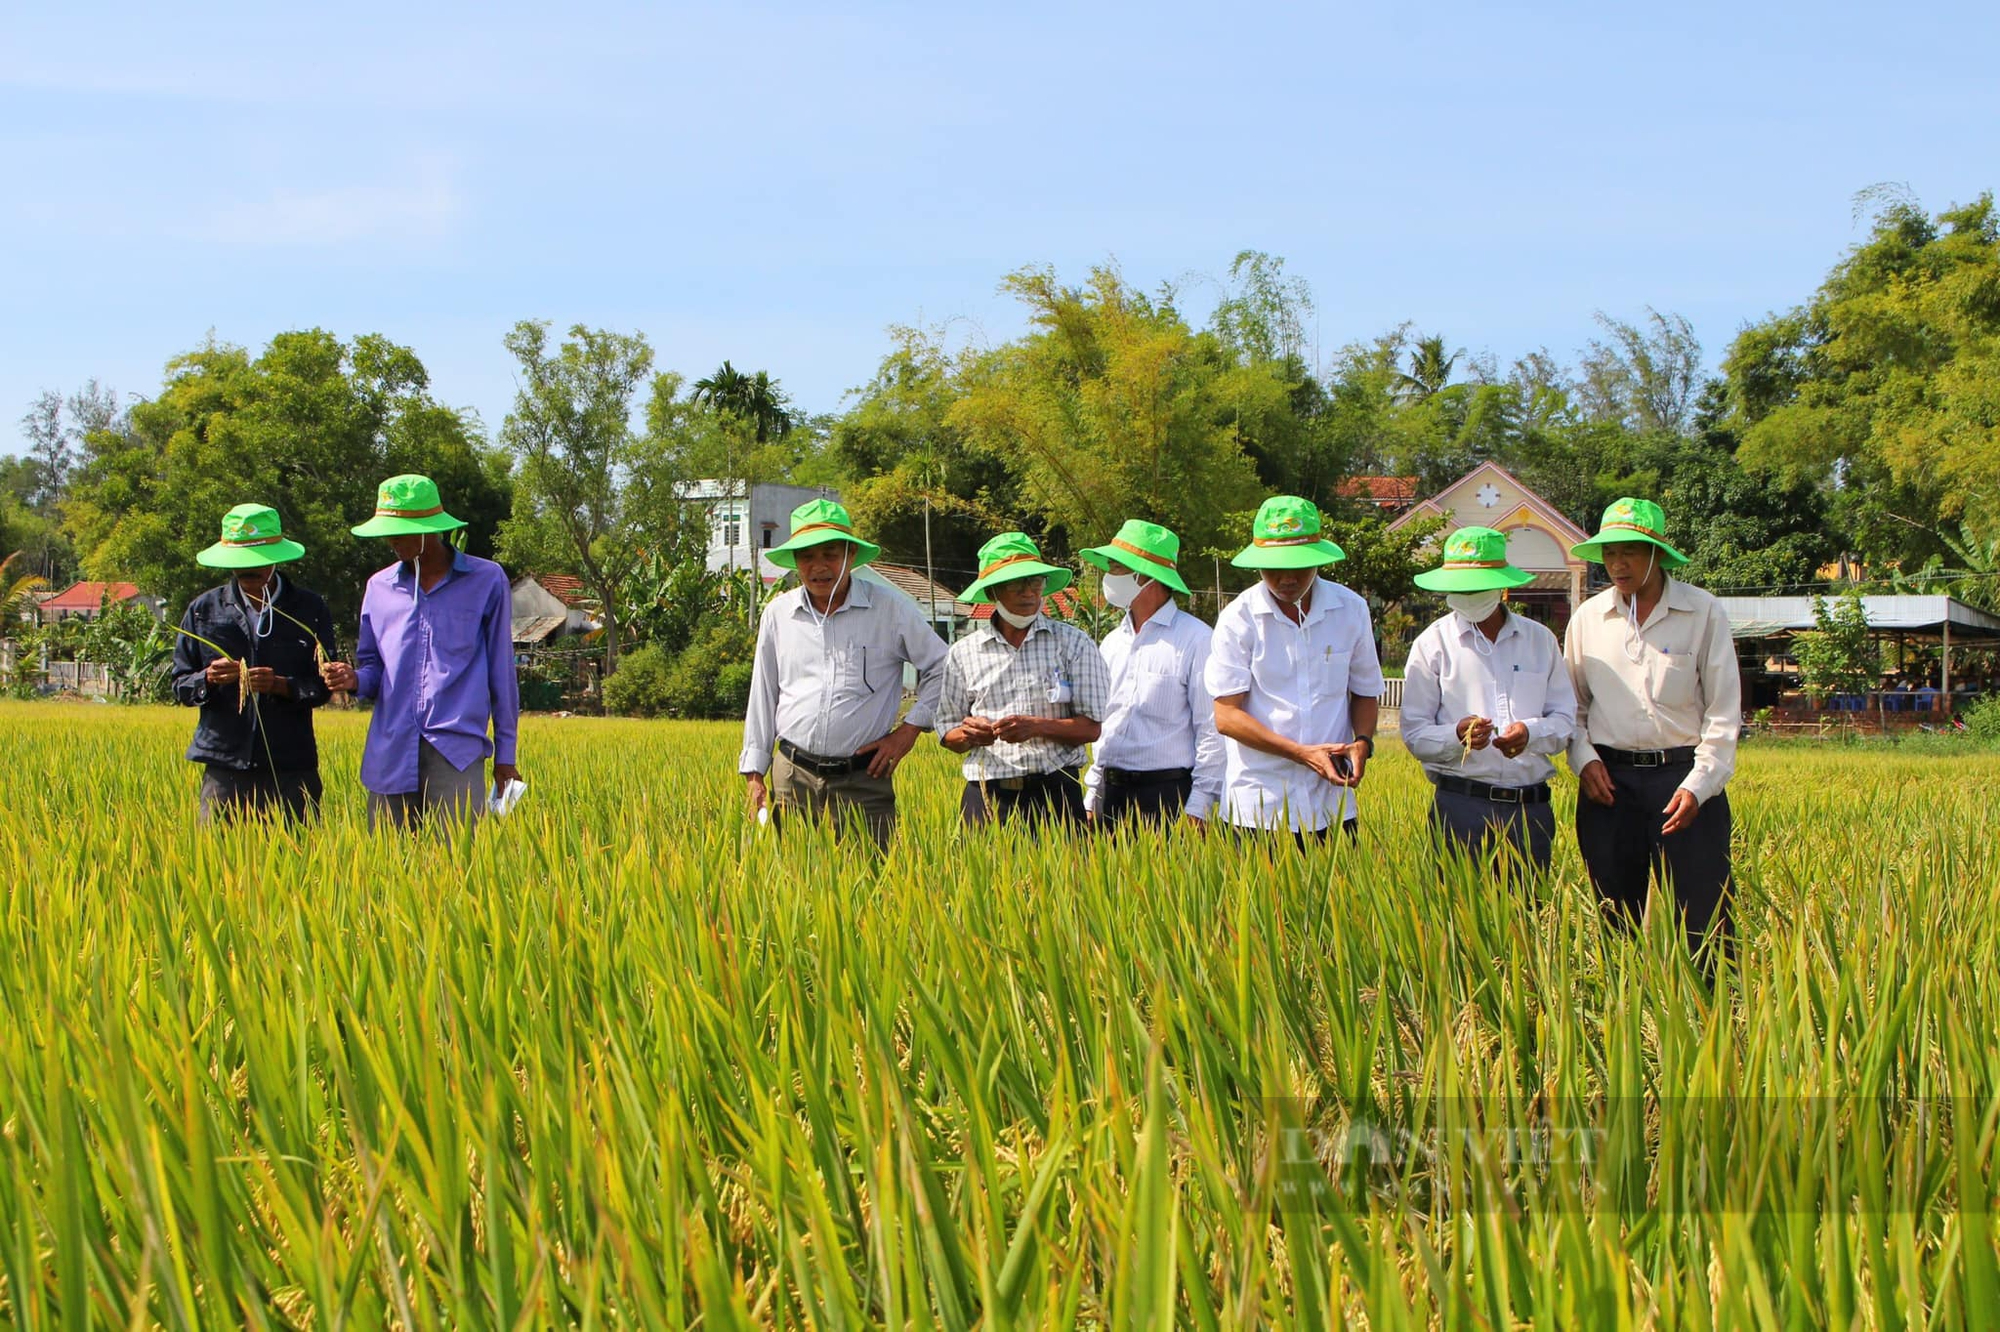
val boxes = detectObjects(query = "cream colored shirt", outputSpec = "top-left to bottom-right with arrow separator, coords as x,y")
1562,578 -> 1741,805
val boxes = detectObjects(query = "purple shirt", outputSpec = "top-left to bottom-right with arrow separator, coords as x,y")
354,549 -> 520,794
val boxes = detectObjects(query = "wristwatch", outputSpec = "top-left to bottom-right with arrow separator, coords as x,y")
1353,733 -> 1375,757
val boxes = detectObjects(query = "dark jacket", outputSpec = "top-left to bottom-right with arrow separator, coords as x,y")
172,578 -> 337,772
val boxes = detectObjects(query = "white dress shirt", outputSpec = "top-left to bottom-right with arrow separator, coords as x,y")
1203,578 -> 1386,831
1400,609 -> 1577,786
738,577 -> 948,774
1081,600 -> 1226,819
1563,578 -> 1741,804
935,615 -> 1112,780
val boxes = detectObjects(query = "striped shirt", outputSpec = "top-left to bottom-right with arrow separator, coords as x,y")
936,616 -> 1112,780
1082,600 -> 1225,818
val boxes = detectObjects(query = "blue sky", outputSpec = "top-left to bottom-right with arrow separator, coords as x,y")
3,1 -> 1995,444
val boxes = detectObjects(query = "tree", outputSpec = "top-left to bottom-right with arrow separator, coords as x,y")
498,321 -> 691,674
1726,192 -> 2000,559
61,331 -> 509,628
692,360 -> 794,443
1576,309 -> 1703,436
1395,334 -> 1460,402
1793,591 -> 1878,706
949,263 -> 1278,559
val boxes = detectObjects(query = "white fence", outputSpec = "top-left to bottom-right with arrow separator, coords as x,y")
1,641 -> 119,697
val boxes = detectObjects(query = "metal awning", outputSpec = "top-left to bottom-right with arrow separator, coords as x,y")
512,614 -> 570,645
1719,595 -> 2000,641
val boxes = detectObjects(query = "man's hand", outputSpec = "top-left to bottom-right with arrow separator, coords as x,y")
320,661 -> 358,692
244,666 -> 291,697
1456,715 -> 1494,750
745,772 -> 768,817
947,716 -> 998,751
856,722 -> 921,779
993,714 -> 1043,744
1578,760 -> 1615,807
1337,740 -> 1369,788
1661,788 -> 1700,835
1295,743 -> 1351,786
1493,721 -> 1530,758
205,657 -> 240,686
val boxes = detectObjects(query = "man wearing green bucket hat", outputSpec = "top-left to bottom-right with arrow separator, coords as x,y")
320,474 -> 521,829
171,503 -> 339,822
738,498 -> 948,846
1205,496 -> 1385,839
1401,527 -> 1576,870
1076,519 -> 1224,828
938,531 -> 1110,827
1563,497 -> 1741,958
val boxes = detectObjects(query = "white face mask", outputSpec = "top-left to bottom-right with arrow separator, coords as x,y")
1101,571 -> 1144,609
1447,591 -> 1503,623
994,605 -> 1039,629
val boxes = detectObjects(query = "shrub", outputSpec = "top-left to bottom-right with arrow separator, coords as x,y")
601,643 -> 673,717
1963,693 -> 2000,742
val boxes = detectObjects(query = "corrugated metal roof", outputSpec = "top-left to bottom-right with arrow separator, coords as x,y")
1719,595 -> 2000,640
512,615 -> 571,644
868,563 -> 973,619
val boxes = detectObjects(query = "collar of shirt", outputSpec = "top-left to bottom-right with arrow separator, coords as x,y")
1602,576 -> 1697,626
786,576 -> 874,620
390,546 -> 473,593
1248,578 -> 1336,624
1125,599 -> 1181,639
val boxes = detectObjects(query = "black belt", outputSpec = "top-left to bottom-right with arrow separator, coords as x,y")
980,765 -> 1081,792
778,737 -> 868,776
1596,745 -> 1697,769
1433,774 -> 1551,805
1104,766 -> 1192,787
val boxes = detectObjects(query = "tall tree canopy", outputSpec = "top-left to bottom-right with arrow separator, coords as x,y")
62,330 -> 508,627
1727,192 -> 2000,558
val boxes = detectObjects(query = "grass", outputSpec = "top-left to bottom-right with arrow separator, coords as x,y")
1,700 -> 1996,1328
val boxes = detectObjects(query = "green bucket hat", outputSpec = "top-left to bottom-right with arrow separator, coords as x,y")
196,502 -> 306,569
1570,497 -> 1688,568
765,498 -> 881,570
350,474 -> 467,538
1413,526 -> 1535,593
959,532 -> 1074,604
1229,495 -> 1346,570
1079,519 -> 1191,595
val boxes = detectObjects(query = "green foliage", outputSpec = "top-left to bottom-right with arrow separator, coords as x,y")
602,615 -> 756,720
1330,511 -> 1447,607
1727,192 -> 2000,556
1792,591 -> 1878,702
1961,693 -> 2000,741
60,331 -> 509,628
497,321 -> 691,674
949,264 -> 1277,560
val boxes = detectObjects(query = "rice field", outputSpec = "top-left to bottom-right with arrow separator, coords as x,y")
3,699 -> 1998,1329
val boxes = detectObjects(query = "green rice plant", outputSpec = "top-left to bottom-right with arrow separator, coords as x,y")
0,705 -> 1996,1327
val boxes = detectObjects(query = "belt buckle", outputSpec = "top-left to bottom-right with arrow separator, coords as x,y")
1632,749 -> 1664,768
1489,785 -> 1521,804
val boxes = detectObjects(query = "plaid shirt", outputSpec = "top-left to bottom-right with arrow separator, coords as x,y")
937,616 -> 1112,779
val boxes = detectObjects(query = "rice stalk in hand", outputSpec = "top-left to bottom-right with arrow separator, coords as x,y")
172,625 -> 249,713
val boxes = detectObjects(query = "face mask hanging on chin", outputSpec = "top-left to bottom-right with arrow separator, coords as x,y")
994,605 -> 1039,630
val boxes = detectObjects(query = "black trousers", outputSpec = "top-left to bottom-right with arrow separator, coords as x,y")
961,766 -> 1086,828
199,764 -> 322,824
1430,788 -> 1556,873
1101,772 -> 1193,825
1575,760 -> 1732,955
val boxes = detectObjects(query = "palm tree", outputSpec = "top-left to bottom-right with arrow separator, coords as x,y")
1396,335 -> 1459,401
0,551 -> 48,628
693,361 -> 793,443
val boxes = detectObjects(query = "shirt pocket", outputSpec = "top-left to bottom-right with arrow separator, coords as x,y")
1131,662 -> 1184,721
1494,661 -> 1546,727
1308,644 -> 1352,702
1649,650 -> 1700,710
428,603 -> 486,658
859,646 -> 902,694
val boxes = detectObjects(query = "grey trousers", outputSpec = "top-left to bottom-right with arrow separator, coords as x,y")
367,740 -> 486,831
770,749 -> 898,847
199,765 -> 322,824
1430,787 -> 1556,873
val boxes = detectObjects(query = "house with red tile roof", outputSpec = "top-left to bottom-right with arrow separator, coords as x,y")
38,581 -> 164,624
